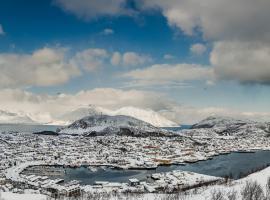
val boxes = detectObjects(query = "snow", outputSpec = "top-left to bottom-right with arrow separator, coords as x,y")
111,107 -> 178,127
58,105 -> 178,127
106,166 -> 270,200
2,166 -> 270,200
3,115 -> 270,200
0,105 -> 179,127
186,165 -> 270,200
191,116 -> 250,129
0,192 -> 46,200
5,161 -> 45,182
58,114 -> 172,136
185,116 -> 270,137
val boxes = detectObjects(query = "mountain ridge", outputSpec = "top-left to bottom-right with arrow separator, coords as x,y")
57,105 -> 179,127
58,114 -> 174,137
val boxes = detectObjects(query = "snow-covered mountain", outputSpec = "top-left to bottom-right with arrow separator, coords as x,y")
182,116 -> 270,137
58,114 -> 173,137
191,116 -> 250,129
58,105 -> 178,127
0,110 -> 36,124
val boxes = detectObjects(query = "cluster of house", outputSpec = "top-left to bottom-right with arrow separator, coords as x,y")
81,170 -> 223,195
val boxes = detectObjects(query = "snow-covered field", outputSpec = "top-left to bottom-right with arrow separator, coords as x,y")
112,166 -> 270,200
0,192 -> 46,200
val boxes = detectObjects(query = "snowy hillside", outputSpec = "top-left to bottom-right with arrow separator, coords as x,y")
58,114 -> 173,137
182,116 -> 270,137
58,105 -> 178,127
191,116 -> 249,129
112,106 -> 178,127
0,110 -> 36,124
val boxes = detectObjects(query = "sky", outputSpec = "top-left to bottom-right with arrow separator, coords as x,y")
0,0 -> 270,124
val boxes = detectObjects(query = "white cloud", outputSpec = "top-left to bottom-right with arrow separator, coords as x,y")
1,88 -> 270,124
163,54 -> 174,60
190,43 -> 207,55
110,51 -> 152,67
139,0 -> 270,42
0,88 -> 169,123
70,48 -> 108,71
54,0 -> 270,44
54,0 -> 134,20
54,0 -> 270,86
123,64 -> 214,86
0,47 -> 152,89
110,52 -> 122,66
0,24 -> 4,35
102,28 -> 114,35
122,52 -> 152,66
137,0 -> 270,85
0,48 -> 80,88
211,41 -> 270,84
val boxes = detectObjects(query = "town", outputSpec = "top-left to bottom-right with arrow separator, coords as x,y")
1,122 -> 270,198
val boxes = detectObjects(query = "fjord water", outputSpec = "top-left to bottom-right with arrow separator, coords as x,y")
47,151 -> 270,185
0,124 -> 61,133
0,124 -> 186,133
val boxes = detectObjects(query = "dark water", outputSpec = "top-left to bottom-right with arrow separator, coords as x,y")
163,125 -> 191,131
47,151 -> 270,185
0,124 -> 62,133
158,150 -> 270,179
0,124 -> 185,133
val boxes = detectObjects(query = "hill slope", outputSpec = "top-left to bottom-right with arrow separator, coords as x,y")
181,116 -> 270,137
58,114 -> 173,137
58,105 -> 178,127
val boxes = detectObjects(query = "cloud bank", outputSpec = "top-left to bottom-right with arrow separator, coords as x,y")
122,64 -> 214,87
0,48 -> 80,88
54,0 -> 134,20
0,88 -> 270,124
55,0 -> 270,85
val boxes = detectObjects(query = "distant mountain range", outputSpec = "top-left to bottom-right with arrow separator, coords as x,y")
57,105 -> 178,127
0,110 -> 36,124
0,106 -> 179,128
181,116 -> 270,137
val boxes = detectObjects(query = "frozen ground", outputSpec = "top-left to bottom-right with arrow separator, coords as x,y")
2,166 -> 270,199
0,192 -> 47,200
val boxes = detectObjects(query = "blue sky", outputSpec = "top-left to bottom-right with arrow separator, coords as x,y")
0,0 -> 270,123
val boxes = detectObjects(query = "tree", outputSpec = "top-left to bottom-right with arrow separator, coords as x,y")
241,181 -> 265,200
210,190 -> 225,200
227,190 -> 237,200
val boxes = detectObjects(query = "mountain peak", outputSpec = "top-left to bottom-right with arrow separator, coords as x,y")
58,114 -> 172,137
191,115 -> 249,129
58,105 -> 178,127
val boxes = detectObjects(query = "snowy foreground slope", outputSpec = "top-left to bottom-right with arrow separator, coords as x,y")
58,114 -> 173,137
58,105 -> 178,127
129,166 -> 270,200
0,192 -> 46,200
2,166 -> 270,200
